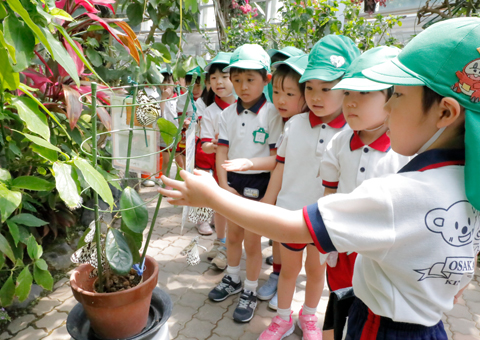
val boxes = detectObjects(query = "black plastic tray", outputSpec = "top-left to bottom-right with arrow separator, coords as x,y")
67,287 -> 172,340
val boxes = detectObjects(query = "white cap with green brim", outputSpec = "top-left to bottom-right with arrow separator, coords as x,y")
333,46 -> 401,91
362,17 -> 480,211
272,55 -> 309,76
223,44 -> 271,73
205,52 -> 233,72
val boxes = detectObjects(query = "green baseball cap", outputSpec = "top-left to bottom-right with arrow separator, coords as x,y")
299,35 -> 360,83
205,52 -> 233,72
223,44 -> 271,73
333,46 -> 401,91
158,66 -> 172,74
272,54 -> 309,76
362,17 -> 480,211
268,46 -> 305,59
186,66 -> 202,76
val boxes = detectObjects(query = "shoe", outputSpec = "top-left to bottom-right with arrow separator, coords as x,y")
266,255 -> 274,265
196,221 -> 213,235
257,272 -> 279,300
142,180 -> 155,187
211,247 -> 227,270
233,290 -> 257,323
268,292 -> 278,310
205,239 -> 224,261
258,313 -> 295,340
208,275 -> 242,302
297,309 -> 322,340
269,239 -> 273,246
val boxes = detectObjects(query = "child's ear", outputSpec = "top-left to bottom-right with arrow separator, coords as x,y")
437,97 -> 463,129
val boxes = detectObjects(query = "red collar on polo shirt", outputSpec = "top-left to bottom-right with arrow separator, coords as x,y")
309,111 -> 347,129
236,94 -> 267,115
215,96 -> 234,110
350,131 -> 391,152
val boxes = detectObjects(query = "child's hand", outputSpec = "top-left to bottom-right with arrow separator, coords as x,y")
222,159 -> 254,172
454,284 -> 468,304
158,169 -> 220,207
161,86 -> 173,100
183,118 -> 191,128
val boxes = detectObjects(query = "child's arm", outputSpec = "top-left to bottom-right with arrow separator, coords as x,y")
222,155 -> 277,172
159,169 -> 312,243
216,145 -> 239,195
324,188 -> 337,196
261,162 -> 284,205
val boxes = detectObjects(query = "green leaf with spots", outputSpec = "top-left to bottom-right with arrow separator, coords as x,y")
106,229 -> 133,275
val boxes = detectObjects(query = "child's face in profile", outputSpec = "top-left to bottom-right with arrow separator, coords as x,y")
231,70 -> 269,108
384,85 -> 440,156
186,79 -> 203,99
272,76 -> 305,118
343,90 -> 388,131
305,79 -> 344,120
210,69 -> 233,99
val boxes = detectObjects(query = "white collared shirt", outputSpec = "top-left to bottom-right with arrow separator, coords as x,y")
201,97 -> 233,143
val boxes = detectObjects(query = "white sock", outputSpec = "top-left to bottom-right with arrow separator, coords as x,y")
226,265 -> 241,283
277,307 -> 291,322
243,279 -> 258,294
302,304 -> 317,315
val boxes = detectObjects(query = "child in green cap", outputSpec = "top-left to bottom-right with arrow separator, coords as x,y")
159,18 -> 480,339
208,44 -> 284,323
321,46 -> 411,340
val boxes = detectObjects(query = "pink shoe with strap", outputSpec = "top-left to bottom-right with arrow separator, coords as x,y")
297,309 -> 322,340
258,313 -> 295,340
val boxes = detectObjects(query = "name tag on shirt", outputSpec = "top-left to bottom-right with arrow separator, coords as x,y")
244,187 -> 259,199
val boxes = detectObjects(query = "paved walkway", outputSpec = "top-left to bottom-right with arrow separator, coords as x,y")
2,186 -> 480,340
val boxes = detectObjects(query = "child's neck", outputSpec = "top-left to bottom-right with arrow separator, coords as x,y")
317,108 -> 342,124
358,124 -> 388,146
219,94 -> 236,104
240,94 -> 263,110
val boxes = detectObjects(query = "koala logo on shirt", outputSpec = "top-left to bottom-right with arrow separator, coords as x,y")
425,200 -> 478,247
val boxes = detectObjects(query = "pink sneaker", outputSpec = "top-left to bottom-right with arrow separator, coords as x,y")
258,314 -> 295,340
297,309 -> 322,340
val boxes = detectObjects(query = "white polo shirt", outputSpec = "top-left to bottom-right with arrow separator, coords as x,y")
218,94 -> 284,175
321,130 -> 411,193
276,111 -> 349,210
195,98 -> 207,119
176,92 -> 193,116
303,149 -> 479,326
161,93 -> 178,128
201,96 -> 233,144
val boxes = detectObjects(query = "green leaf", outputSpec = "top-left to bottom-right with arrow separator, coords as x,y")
0,275 -> 15,306
5,0 -> 52,56
31,144 -> 58,162
120,222 -> 142,261
120,187 -> 148,234
9,142 -> 22,157
35,258 -> 48,270
106,229 -> 133,275
162,28 -> 179,46
151,42 -> 171,62
0,169 -> 11,182
33,265 -> 53,290
3,14 -> 35,72
12,176 -> 55,191
14,130 -> 61,153
73,158 -> 113,209
12,96 -> 50,140
0,30 -> 17,64
0,184 -> 22,222
0,233 -> 16,262
40,27 -> 80,87
0,47 -> 19,91
126,2 -> 144,27
157,118 -> 177,147
27,235 -> 42,260
10,213 -> 49,227
86,48 -> 103,67
0,253 -> 5,269
6,221 -> 20,246
0,3 -> 7,19
50,8 -> 73,21
15,266 -> 33,302
52,162 -> 82,210
184,0 -> 198,13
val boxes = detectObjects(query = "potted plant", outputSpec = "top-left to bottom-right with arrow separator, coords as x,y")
68,78 -> 196,339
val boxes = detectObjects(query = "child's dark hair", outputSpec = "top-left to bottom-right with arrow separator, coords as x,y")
185,74 -> 202,85
270,53 -> 288,65
208,63 -> 229,76
422,86 -> 444,113
161,72 -> 173,83
230,67 -> 269,81
272,64 -> 305,94
385,87 -> 394,101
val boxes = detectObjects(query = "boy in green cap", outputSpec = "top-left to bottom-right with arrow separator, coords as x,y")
159,18 -> 480,339
209,44 -> 284,323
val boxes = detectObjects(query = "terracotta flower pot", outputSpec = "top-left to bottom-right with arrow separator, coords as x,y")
70,256 -> 159,339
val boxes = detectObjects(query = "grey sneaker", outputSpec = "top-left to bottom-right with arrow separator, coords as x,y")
208,275 -> 242,302
268,291 -> 278,310
233,290 -> 257,323
257,272 -> 279,300
205,239 -> 223,261
211,246 -> 227,270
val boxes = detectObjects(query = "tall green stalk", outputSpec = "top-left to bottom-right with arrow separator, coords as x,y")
123,85 -> 139,188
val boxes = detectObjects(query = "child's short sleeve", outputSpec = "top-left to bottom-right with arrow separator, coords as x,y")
218,108 -> 229,147
201,106 -> 216,143
268,108 -> 284,150
162,99 -> 178,127
276,122 -> 289,163
303,177 -> 395,258
321,134 -> 342,189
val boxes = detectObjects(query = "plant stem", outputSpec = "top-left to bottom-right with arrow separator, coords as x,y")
91,82 -> 104,292
139,78 -> 196,266
123,84 -> 139,188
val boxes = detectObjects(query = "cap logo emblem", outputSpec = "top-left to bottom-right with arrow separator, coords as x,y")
452,58 -> 480,103
330,55 -> 345,68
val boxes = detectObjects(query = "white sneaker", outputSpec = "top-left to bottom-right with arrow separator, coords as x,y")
196,221 -> 213,235
268,291 -> 278,310
211,247 -> 227,270
205,239 -> 223,261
